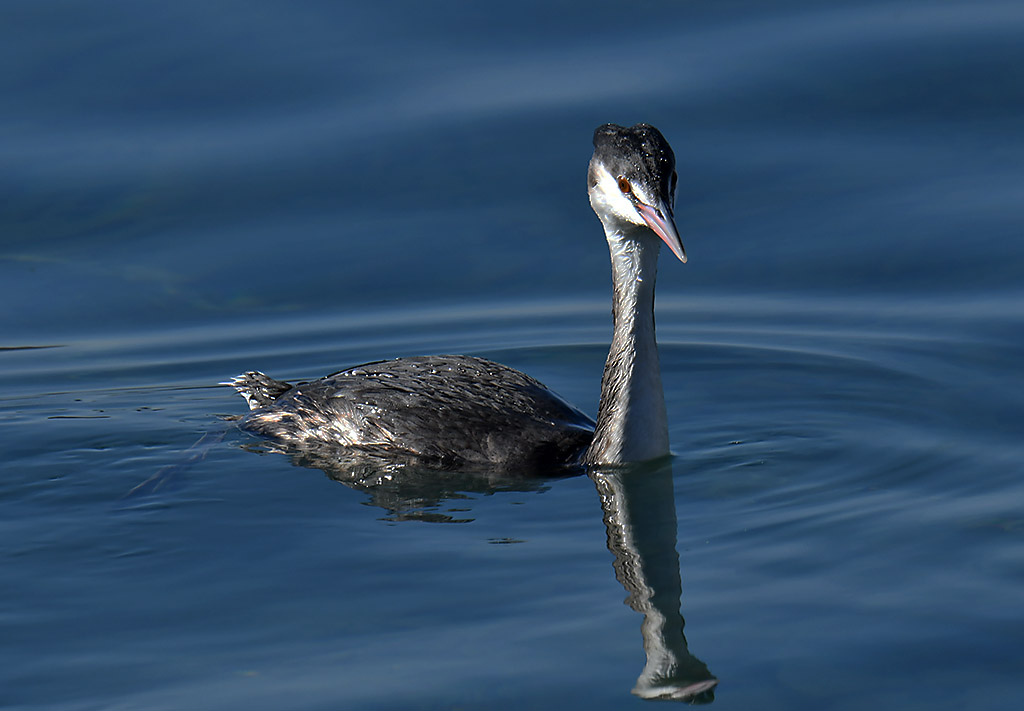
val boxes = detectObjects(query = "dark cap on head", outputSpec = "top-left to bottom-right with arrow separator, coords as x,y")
591,123 -> 676,206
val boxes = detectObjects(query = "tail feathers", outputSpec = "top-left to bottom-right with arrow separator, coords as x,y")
223,371 -> 293,410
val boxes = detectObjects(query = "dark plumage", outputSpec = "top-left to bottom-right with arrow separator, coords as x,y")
233,355 -> 594,471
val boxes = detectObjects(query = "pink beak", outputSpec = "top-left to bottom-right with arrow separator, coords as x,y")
636,198 -> 686,263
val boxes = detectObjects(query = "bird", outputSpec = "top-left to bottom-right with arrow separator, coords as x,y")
227,123 -> 686,473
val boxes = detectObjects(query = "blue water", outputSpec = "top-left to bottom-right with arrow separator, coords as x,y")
3,1 -> 1023,708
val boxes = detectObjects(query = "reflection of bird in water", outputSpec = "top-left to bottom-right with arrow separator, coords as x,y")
592,463 -> 718,703
228,123 -> 686,471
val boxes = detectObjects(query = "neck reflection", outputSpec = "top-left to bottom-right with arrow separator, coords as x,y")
590,462 -> 717,703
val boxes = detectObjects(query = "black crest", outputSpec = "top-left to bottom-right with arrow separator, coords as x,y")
591,123 -> 676,206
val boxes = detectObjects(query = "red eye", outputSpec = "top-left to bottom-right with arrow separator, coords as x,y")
617,176 -> 632,194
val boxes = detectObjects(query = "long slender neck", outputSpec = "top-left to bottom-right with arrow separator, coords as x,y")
584,226 -> 669,465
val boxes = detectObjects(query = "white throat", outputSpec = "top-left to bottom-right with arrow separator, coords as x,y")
584,223 -> 670,465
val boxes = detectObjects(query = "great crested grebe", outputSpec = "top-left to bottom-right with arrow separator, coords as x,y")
228,123 -> 686,471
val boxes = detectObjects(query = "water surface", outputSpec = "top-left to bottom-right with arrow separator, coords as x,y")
2,1 -> 1023,709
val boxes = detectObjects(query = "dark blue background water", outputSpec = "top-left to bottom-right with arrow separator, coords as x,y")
3,1 -> 1023,709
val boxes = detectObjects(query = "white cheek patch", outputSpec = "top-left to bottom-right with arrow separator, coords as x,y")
590,164 -> 645,227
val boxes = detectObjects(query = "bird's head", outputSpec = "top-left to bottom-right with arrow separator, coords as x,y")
588,123 -> 686,263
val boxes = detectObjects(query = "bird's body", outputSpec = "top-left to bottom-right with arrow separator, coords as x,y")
231,355 -> 594,471
229,123 -> 685,472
